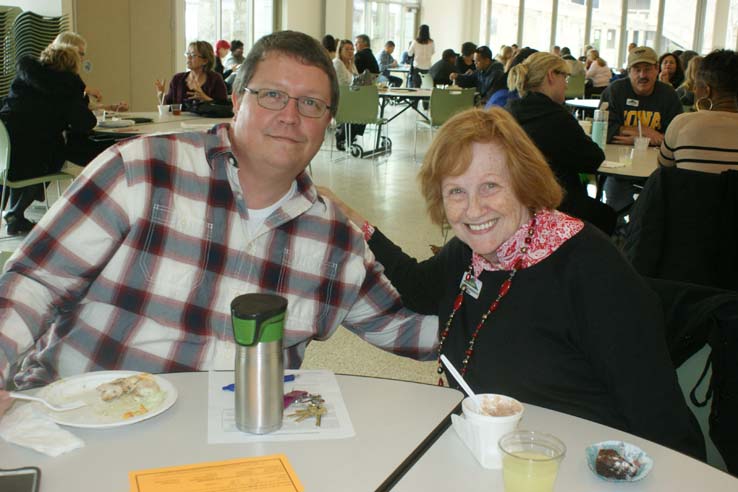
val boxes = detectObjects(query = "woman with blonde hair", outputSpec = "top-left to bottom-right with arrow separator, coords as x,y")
506,51 -> 615,234
0,44 -> 97,234
319,107 -> 703,459
51,31 -> 127,112
332,39 -> 364,151
584,49 -> 611,97
677,55 -> 703,107
495,45 -> 513,67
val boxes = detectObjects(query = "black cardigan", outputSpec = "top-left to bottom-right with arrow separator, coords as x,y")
0,56 -> 96,180
369,224 -> 705,459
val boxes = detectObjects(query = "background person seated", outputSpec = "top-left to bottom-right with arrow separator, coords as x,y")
429,49 -> 458,86
213,39 -> 230,79
584,49 -> 611,98
155,41 -> 228,106
0,44 -> 97,235
659,49 -> 738,173
456,41 -> 476,74
450,46 -> 504,105
506,52 -> 616,234
377,40 -> 403,87
659,52 -> 685,90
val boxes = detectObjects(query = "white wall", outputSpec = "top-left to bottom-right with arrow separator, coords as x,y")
3,0 -> 62,16
325,0 -> 352,40
420,0 -> 480,63
281,0 -> 324,38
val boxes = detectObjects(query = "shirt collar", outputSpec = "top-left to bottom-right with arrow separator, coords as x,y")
471,209 -> 584,276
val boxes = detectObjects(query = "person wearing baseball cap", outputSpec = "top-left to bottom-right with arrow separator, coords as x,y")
599,45 -> 683,210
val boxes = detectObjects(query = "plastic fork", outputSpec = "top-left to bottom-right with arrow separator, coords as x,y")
9,392 -> 87,412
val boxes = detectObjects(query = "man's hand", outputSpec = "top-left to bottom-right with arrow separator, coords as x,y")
616,126 -> 663,146
0,390 -> 13,418
449,72 -> 458,81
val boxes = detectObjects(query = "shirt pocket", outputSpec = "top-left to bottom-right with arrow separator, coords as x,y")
139,203 -> 213,289
276,248 -> 339,326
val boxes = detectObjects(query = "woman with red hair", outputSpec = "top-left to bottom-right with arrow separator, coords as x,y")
214,39 -> 230,78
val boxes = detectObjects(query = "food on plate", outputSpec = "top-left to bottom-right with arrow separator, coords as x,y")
595,448 -> 639,479
95,373 -> 165,419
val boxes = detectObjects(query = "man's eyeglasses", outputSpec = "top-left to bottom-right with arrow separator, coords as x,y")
242,88 -> 331,118
185,52 -> 205,59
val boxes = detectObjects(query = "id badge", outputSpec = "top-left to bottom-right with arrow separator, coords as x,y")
460,271 -> 482,299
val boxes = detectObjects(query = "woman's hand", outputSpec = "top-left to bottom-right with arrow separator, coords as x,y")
316,186 -> 368,226
154,79 -> 166,94
85,86 -> 103,102
186,86 -> 212,102
658,71 -> 670,82
104,101 -> 129,112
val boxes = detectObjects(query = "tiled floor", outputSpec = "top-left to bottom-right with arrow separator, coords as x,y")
0,105 -> 443,383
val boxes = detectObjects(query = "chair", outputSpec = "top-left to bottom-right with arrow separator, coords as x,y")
331,85 -> 388,161
419,72 -> 435,89
624,167 -> 738,291
564,72 -> 585,99
648,277 -> 738,473
414,88 -> 475,159
0,120 -> 73,229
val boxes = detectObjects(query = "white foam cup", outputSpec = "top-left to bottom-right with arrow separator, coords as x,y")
453,394 -> 524,469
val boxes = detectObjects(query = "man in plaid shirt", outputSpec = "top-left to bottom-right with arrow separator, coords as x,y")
0,31 -> 437,410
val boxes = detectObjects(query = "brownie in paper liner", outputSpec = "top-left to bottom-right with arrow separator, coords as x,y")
585,440 -> 654,482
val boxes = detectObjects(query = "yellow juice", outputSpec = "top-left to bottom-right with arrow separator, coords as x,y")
502,451 -> 560,492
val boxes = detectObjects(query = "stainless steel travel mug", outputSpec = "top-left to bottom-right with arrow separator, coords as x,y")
231,293 -> 287,434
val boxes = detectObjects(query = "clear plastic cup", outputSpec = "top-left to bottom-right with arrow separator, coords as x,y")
157,104 -> 170,117
171,103 -> 182,116
633,136 -> 650,151
499,430 -> 566,492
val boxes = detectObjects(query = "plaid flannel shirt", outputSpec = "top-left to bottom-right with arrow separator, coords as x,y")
0,124 -> 438,389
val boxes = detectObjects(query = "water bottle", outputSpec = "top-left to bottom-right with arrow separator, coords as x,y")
231,293 -> 287,434
592,109 -> 608,150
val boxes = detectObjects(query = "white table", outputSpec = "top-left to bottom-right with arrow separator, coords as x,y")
1,373 -> 463,492
378,88 -> 433,123
565,98 -> 602,110
599,144 -> 659,179
393,401 -> 738,491
94,112 -> 231,136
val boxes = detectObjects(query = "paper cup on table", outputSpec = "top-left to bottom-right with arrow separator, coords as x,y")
633,136 -> 650,151
451,394 -> 523,469
499,430 -> 566,492
157,104 -> 170,117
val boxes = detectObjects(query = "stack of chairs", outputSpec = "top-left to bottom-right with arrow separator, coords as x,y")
12,11 -> 69,61
0,6 -> 22,99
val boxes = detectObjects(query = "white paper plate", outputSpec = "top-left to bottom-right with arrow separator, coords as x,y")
97,119 -> 136,128
35,370 -> 177,428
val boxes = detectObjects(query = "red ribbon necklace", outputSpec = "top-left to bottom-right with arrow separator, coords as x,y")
436,215 -> 536,386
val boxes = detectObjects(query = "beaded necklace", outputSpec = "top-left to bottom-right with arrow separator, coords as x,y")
436,215 -> 537,386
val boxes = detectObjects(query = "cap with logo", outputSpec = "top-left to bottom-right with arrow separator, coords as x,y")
627,46 -> 658,69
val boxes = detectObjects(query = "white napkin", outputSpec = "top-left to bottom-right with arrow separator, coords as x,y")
600,160 -> 627,169
0,402 -> 84,456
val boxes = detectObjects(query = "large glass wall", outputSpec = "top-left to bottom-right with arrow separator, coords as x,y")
353,1 -> 419,55
522,0 -> 552,51
729,0 -> 738,50
591,0 -> 622,68
662,0 -> 698,52
184,0 -> 272,49
556,0 -> 587,59
490,0 -> 519,48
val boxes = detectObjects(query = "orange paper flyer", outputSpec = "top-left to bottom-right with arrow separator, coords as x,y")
129,454 -> 304,492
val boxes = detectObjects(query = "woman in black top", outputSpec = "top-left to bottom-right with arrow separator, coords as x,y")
506,52 -> 616,234
0,44 -> 97,235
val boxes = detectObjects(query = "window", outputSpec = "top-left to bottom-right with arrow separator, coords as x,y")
352,1 -> 418,55
728,0 -> 738,50
185,0 -> 273,50
625,0 -> 658,56
591,0 -> 621,67
522,0 -> 552,52
662,0 -> 697,52
490,0 -> 519,48
556,0 -> 587,60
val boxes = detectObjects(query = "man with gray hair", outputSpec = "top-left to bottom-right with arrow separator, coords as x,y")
0,31 -> 437,414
